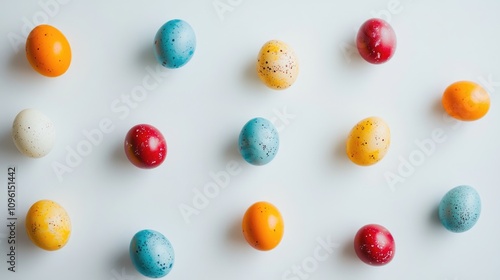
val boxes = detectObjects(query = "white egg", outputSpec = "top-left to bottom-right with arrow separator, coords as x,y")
12,109 -> 55,158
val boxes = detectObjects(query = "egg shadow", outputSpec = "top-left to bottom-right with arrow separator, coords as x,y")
9,47 -> 29,73
8,47 -> 41,80
111,141 -> 129,166
137,42 -> 159,69
429,204 -> 443,229
108,140 -> 141,178
331,136 -> 353,177
0,129 -> 24,159
110,248 -> 139,277
339,239 -> 359,265
332,137 -> 347,164
337,36 -> 366,70
241,59 -> 265,92
430,95 -> 446,123
224,135 -> 243,164
226,215 -> 246,250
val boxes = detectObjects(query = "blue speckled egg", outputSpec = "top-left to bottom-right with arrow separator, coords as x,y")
238,117 -> 279,166
438,185 -> 481,233
129,229 -> 175,278
154,19 -> 196,69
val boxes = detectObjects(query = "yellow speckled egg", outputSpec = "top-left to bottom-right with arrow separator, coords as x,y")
25,200 -> 71,251
346,116 -> 391,166
256,40 -> 299,90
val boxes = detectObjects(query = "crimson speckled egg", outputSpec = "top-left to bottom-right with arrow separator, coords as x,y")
354,224 -> 395,266
439,185 -> 481,233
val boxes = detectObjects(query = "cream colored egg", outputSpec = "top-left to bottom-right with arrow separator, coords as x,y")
256,40 -> 299,90
12,108 -> 55,158
346,116 -> 391,166
25,200 -> 71,251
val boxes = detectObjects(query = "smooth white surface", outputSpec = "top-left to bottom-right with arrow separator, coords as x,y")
1,0 -> 500,279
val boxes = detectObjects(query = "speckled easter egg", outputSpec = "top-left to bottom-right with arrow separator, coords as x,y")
346,116 -> 390,166
238,117 -> 279,166
439,185 -> 481,233
154,19 -> 196,68
12,108 -> 55,158
25,24 -> 71,77
130,229 -> 175,278
25,200 -> 71,251
256,40 -> 299,90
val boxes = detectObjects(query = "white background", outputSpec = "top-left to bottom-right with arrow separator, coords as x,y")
1,0 -> 500,279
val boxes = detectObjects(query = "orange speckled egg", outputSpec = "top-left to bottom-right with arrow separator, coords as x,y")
25,200 -> 71,251
242,201 -> 284,251
442,81 -> 490,121
25,25 -> 71,77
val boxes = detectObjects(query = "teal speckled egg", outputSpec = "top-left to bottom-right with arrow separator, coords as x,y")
238,117 -> 279,166
154,19 -> 196,69
438,185 -> 481,233
130,229 -> 174,278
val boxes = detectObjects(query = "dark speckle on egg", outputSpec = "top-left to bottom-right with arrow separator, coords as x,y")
238,117 -> 279,166
130,229 -> 175,278
154,19 -> 196,69
256,40 -> 299,90
438,185 -> 481,233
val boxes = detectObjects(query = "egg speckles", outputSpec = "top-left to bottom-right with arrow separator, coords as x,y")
346,116 -> 390,166
238,117 -> 279,166
256,40 -> 299,90
25,200 -> 71,251
154,19 -> 196,69
242,201 -> 284,251
130,229 -> 175,278
12,108 -> 55,158
26,24 -> 71,77
439,185 -> 481,233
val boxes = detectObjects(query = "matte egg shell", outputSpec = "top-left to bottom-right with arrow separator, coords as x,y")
25,200 -> 71,251
439,185 -> 481,233
346,116 -> 390,166
154,19 -> 196,68
256,40 -> 299,90
26,24 -> 71,77
130,229 -> 175,278
238,117 -> 279,166
12,108 -> 55,158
